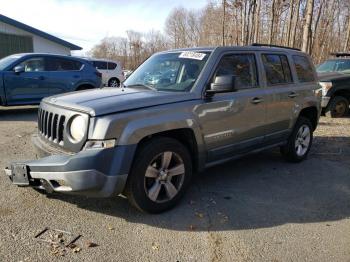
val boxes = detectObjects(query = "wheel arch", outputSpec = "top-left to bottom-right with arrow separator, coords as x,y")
117,115 -> 206,173
136,128 -> 200,172
298,106 -> 319,130
108,77 -> 120,84
331,89 -> 350,101
75,83 -> 96,91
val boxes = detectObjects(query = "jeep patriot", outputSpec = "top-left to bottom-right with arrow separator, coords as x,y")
5,44 -> 322,213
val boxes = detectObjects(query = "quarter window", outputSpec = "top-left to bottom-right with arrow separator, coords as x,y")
262,54 -> 293,85
214,54 -> 258,89
108,62 -> 117,70
93,61 -> 108,70
293,55 -> 315,82
46,57 -> 82,71
19,57 -> 45,72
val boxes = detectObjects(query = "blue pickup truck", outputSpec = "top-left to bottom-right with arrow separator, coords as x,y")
0,53 -> 102,106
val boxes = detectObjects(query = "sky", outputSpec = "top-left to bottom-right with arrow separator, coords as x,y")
0,0 -> 208,55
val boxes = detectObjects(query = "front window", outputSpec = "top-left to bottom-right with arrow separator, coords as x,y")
19,57 -> 45,72
124,51 -> 211,92
0,54 -> 24,70
317,59 -> 350,73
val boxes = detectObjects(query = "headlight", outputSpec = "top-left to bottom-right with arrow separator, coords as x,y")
319,82 -> 332,96
69,115 -> 86,142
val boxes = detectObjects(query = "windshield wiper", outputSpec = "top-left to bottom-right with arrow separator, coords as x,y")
124,84 -> 156,91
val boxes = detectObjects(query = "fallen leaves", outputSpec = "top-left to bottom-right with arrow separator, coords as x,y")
72,247 -> 82,253
35,228 -> 98,256
86,241 -> 99,248
151,242 -> 160,250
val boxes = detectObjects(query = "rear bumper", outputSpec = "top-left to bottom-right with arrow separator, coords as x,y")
4,135 -> 135,197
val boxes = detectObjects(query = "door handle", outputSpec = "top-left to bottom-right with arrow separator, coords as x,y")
288,92 -> 298,98
251,97 -> 263,104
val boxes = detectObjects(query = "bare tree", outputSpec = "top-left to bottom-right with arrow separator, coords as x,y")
302,0 -> 315,53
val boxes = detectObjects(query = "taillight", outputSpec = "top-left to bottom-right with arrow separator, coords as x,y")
95,71 -> 102,78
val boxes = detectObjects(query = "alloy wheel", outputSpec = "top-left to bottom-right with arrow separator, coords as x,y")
109,79 -> 119,87
144,151 -> 185,203
295,124 -> 311,157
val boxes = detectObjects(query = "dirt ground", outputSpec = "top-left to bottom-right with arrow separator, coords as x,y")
0,106 -> 349,262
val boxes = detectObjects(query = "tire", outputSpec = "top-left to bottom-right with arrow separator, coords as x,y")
325,96 -> 349,118
280,117 -> 313,163
125,137 -> 193,213
108,78 -> 120,87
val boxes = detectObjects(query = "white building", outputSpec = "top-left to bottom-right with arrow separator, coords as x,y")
0,14 -> 81,58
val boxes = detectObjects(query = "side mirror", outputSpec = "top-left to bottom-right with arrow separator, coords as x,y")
206,75 -> 236,95
14,65 -> 25,74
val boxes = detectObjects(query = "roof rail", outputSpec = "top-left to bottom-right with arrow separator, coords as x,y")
330,52 -> 350,57
251,43 -> 301,51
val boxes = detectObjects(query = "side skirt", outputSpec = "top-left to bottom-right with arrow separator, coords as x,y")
204,141 -> 286,169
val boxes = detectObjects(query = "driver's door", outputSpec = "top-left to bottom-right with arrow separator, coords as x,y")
3,56 -> 49,105
195,53 -> 268,162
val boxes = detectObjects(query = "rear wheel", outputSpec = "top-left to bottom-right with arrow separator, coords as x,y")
280,117 -> 313,163
108,78 -> 120,87
325,96 -> 349,118
125,137 -> 192,213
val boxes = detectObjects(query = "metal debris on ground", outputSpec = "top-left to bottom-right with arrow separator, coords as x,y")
34,227 -> 91,256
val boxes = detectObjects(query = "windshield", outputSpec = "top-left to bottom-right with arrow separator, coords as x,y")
124,51 -> 211,92
0,54 -> 23,71
317,59 -> 350,73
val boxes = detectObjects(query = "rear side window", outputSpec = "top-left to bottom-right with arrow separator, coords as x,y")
293,55 -> 315,82
108,62 -> 117,70
46,57 -> 82,71
214,54 -> 258,89
93,61 -> 108,70
262,54 -> 293,85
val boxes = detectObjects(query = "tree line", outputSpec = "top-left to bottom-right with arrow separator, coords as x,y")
89,0 -> 350,69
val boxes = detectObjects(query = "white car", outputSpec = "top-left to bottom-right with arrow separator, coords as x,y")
90,59 -> 124,87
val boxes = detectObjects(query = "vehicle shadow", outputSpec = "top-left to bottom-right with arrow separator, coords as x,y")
46,136 -> 350,231
0,106 -> 38,122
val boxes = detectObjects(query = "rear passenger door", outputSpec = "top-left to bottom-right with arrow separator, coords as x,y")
46,57 -> 83,95
261,53 -> 297,143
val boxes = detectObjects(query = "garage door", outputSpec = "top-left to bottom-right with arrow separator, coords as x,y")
0,32 -> 33,58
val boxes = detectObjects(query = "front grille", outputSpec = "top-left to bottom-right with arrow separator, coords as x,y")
38,108 -> 66,145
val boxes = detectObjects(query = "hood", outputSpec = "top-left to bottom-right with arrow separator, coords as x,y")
317,72 -> 350,82
43,87 -> 198,116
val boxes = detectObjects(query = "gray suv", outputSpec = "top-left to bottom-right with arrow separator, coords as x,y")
5,45 -> 321,213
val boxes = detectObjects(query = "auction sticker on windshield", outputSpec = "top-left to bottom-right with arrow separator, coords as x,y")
179,51 -> 206,60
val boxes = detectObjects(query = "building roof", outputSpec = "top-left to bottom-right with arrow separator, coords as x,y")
0,14 -> 82,50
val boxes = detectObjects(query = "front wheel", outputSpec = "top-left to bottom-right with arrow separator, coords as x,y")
280,117 -> 313,163
125,137 -> 193,213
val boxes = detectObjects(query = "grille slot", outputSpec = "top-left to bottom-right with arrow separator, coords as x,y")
38,109 -> 65,145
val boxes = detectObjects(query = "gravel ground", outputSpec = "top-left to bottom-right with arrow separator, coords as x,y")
0,106 -> 349,262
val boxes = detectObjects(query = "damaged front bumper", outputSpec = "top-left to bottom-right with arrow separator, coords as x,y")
4,135 -> 134,197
